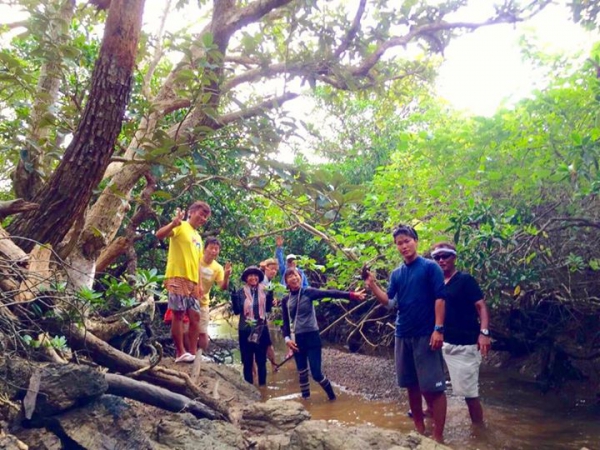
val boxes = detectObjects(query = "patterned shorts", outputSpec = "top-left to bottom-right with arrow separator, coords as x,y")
167,292 -> 200,313
164,277 -> 200,313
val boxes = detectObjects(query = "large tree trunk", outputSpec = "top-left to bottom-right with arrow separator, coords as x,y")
12,0 -> 75,201
8,0 -> 146,254
74,0 -> 295,271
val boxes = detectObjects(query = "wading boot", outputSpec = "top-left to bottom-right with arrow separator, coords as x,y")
319,377 -> 336,401
299,369 -> 310,398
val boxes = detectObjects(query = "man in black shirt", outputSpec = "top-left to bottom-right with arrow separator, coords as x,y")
431,242 -> 491,424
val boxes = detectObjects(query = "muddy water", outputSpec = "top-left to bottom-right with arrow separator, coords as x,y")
209,320 -> 600,450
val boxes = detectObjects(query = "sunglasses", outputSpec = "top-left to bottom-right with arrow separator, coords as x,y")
433,253 -> 454,261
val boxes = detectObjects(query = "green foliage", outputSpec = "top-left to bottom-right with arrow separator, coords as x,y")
99,268 -> 165,311
22,333 -> 69,352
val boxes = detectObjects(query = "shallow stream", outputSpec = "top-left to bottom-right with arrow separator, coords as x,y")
209,319 -> 600,450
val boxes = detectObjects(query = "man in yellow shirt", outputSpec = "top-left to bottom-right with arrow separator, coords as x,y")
198,237 -> 231,351
156,201 -> 210,363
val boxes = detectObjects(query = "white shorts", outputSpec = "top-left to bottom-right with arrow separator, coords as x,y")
199,305 -> 210,334
442,343 -> 481,398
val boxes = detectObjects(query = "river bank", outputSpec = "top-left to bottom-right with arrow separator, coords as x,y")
0,354 -> 448,450
257,335 -> 600,450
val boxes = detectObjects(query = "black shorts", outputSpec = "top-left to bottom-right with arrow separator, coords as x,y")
395,336 -> 446,393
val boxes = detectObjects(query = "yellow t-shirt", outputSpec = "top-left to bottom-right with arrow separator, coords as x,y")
198,259 -> 224,307
165,221 -> 203,283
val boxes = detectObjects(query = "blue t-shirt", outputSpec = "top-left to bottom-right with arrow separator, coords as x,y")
386,256 -> 447,338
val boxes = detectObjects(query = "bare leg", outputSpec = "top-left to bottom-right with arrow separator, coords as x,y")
198,333 -> 209,351
182,322 -> 191,353
267,345 -> 277,371
171,312 -> 186,357
423,391 -> 447,443
424,396 -> 433,418
187,309 -> 201,358
466,397 -> 484,424
407,386 -> 425,434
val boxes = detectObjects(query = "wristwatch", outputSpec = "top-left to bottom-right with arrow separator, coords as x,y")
434,325 -> 444,333
480,328 -> 490,336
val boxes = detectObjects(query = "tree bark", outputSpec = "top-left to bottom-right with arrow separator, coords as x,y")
0,199 -> 39,220
8,0 -> 146,255
105,373 -> 221,420
78,0 -> 296,266
12,0 -> 75,201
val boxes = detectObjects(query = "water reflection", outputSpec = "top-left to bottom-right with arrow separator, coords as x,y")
209,319 -> 600,450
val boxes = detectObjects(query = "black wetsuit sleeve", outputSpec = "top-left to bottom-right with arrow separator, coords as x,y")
305,287 -> 352,302
231,289 -> 242,315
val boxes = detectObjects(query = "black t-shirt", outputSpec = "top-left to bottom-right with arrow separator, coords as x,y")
444,271 -> 484,345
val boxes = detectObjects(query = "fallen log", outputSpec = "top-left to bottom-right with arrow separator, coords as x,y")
105,373 -> 221,420
64,324 -> 230,421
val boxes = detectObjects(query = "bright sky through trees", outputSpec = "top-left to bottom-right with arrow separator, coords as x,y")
437,3 -> 595,116
0,1 -> 595,119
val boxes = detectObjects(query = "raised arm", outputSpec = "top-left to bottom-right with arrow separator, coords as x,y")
218,261 -> 232,291
364,271 -> 390,306
306,287 -> 365,302
275,236 -> 285,279
156,208 -> 185,240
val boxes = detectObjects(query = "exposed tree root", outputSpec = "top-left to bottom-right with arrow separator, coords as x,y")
65,324 -> 230,421
105,373 -> 221,420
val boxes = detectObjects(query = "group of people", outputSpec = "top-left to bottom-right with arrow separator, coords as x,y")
364,225 -> 491,442
158,201 -> 491,443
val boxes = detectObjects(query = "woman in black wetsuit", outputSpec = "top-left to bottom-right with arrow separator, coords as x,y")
280,268 -> 365,400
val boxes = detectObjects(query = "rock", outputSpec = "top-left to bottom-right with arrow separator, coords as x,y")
240,399 -> 310,435
49,395 -> 152,450
0,357 -> 32,400
155,414 -> 248,449
288,421 -> 450,450
198,363 -> 259,404
12,428 -> 61,450
0,429 -> 28,450
30,364 -> 108,417
251,433 -> 291,450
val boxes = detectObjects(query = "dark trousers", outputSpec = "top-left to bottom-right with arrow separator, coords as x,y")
239,328 -> 269,386
293,331 -> 324,381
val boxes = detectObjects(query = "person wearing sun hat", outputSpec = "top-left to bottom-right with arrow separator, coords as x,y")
431,241 -> 491,425
231,265 -> 274,386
